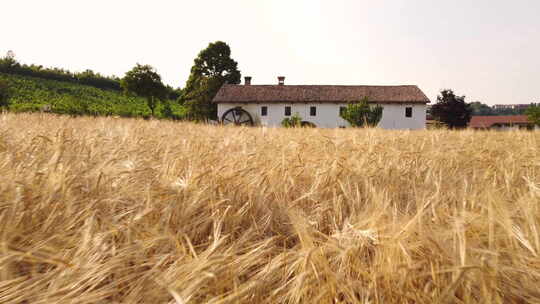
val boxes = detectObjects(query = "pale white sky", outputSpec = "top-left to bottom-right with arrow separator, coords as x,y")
2,0 -> 539,105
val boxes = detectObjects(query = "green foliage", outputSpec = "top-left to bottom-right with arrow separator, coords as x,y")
0,72 -> 185,119
431,89 -> 472,129
468,101 -> 534,116
165,85 -> 182,100
183,77 -> 223,121
525,105 -> 540,126
340,97 -> 383,127
469,101 -> 494,115
0,52 -> 122,91
121,64 -> 167,116
281,113 -> 303,128
0,79 -> 11,108
161,100 -> 184,120
182,41 -> 241,120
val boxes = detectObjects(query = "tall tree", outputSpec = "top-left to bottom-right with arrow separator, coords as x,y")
0,79 -> 11,109
431,89 -> 472,129
182,41 -> 241,120
121,64 -> 166,117
340,97 -> 383,127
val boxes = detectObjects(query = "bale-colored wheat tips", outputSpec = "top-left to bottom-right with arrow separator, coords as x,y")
0,113 -> 539,303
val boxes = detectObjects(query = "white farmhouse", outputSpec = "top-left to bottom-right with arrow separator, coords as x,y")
213,76 -> 430,129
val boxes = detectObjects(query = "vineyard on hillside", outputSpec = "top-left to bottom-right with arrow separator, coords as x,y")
0,73 -> 185,118
1,113 -> 539,303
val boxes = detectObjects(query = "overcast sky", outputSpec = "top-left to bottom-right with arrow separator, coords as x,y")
2,0 -> 539,105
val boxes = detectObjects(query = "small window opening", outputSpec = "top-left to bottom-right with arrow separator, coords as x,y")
405,107 -> 413,118
284,106 -> 291,116
261,106 -> 267,116
310,106 -> 316,116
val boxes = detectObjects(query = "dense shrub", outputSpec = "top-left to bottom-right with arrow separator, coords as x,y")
281,112 -> 303,127
0,79 -> 10,108
340,97 -> 383,127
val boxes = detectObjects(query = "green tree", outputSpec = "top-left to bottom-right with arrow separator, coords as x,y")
182,41 -> 241,120
121,64 -> 166,116
340,97 -> 383,127
0,51 -> 19,73
182,77 -> 223,120
0,79 -> 11,109
469,101 -> 493,115
430,89 -> 472,129
525,105 -> 540,126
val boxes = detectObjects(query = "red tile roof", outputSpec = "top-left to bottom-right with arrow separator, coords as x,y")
469,115 -> 530,128
213,85 -> 430,104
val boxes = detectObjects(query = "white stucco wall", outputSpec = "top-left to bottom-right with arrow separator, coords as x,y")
217,103 -> 426,130
377,104 -> 426,130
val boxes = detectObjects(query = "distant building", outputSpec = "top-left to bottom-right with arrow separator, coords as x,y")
213,76 -> 430,129
469,115 -> 536,130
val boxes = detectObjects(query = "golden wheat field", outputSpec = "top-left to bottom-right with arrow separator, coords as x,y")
0,113 -> 539,303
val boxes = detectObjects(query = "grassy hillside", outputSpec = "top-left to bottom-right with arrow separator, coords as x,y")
0,72 -> 185,118
1,113 -> 539,303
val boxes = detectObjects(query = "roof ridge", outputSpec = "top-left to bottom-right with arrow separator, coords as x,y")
223,84 -> 419,87
214,84 -> 431,104
471,115 -> 528,117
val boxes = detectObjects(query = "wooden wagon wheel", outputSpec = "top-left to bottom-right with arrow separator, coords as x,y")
221,107 -> 254,126
300,121 -> 316,128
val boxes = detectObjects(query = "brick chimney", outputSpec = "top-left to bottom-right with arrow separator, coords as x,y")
278,76 -> 285,85
244,76 -> 252,85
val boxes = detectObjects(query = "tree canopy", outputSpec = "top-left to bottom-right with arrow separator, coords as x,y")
525,105 -> 540,126
121,64 -> 167,116
456,101 -> 537,116
340,97 -> 383,127
469,101 -> 494,115
182,41 -> 241,120
430,90 -> 472,129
